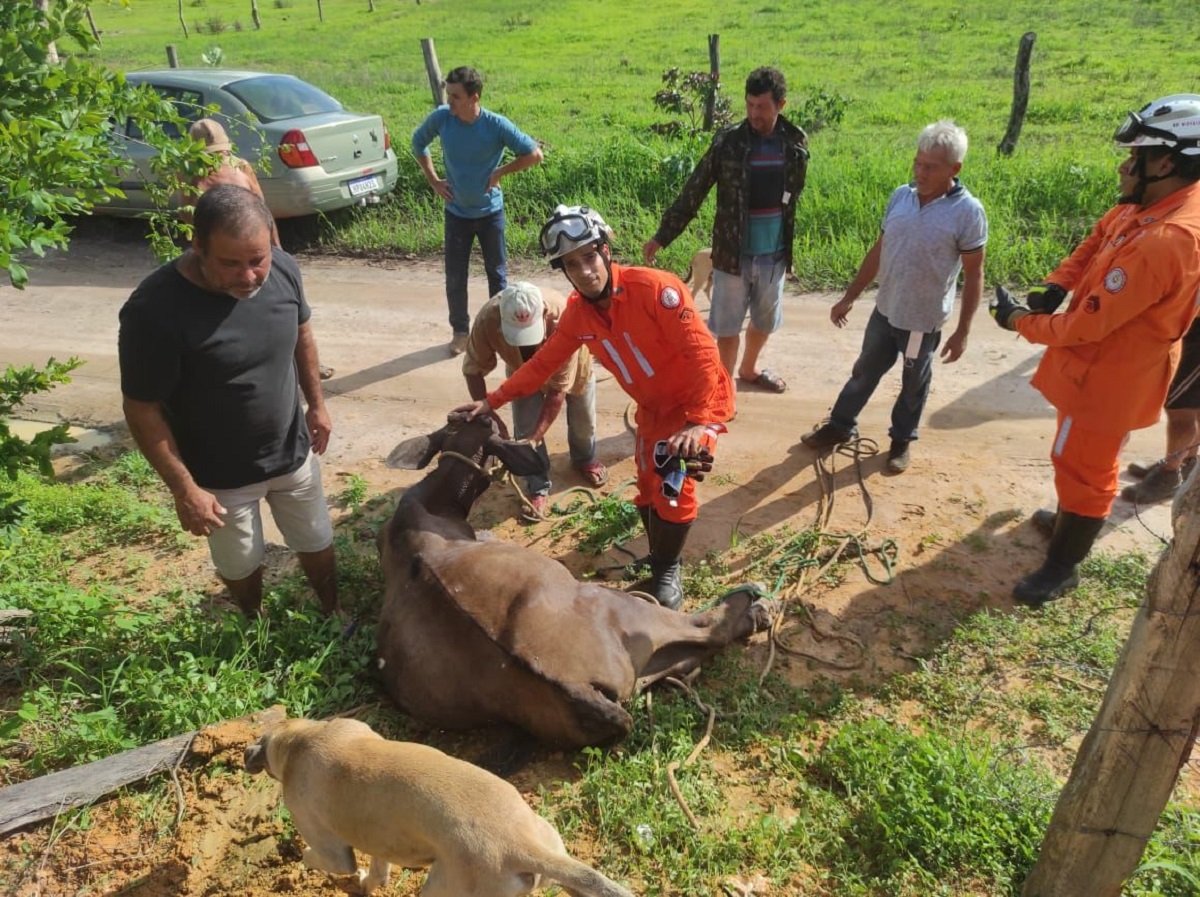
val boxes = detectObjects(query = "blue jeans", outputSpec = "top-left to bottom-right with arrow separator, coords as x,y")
510,378 -> 597,496
829,308 -> 942,442
444,208 -> 507,334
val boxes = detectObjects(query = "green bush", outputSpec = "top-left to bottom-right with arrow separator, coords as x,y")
808,719 -> 1054,893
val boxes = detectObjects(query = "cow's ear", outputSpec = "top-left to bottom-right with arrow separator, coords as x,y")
386,427 -> 447,469
487,436 -> 549,477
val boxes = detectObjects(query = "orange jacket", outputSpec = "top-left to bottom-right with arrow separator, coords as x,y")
488,263 -> 734,425
1017,182 -> 1200,433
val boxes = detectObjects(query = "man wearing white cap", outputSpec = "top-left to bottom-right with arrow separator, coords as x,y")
463,281 -> 607,519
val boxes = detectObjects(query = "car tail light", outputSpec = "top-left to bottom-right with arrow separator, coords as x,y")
278,129 -> 319,168
384,126 -> 391,152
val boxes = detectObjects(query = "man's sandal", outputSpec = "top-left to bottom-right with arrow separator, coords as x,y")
578,460 -> 609,488
737,369 -> 787,394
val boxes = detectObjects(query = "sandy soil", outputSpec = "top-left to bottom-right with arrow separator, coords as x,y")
0,226 -> 1188,896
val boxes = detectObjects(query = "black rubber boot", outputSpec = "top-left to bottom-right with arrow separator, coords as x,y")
646,510 -> 691,610
1013,511 -> 1105,608
1031,507 -> 1057,538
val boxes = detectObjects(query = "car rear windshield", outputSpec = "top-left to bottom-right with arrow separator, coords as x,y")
225,75 -> 343,123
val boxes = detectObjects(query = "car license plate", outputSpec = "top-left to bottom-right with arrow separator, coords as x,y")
348,175 -> 381,197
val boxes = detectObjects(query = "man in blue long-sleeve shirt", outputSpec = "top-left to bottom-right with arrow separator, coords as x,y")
412,66 -> 544,355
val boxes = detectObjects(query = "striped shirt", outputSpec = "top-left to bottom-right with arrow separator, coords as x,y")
744,134 -> 785,256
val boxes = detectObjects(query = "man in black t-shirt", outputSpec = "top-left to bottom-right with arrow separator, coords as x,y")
119,185 -> 341,619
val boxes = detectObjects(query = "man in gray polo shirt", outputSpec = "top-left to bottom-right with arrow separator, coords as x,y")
801,120 -> 987,473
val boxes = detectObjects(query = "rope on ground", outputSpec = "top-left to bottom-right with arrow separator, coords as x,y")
662,676 -> 716,831
170,733 -> 195,827
757,434 -> 892,685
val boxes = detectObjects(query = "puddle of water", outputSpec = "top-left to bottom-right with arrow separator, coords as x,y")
8,419 -> 115,454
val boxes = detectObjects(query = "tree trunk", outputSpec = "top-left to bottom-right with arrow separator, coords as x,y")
177,0 -> 189,38
1021,479 -> 1200,896
251,0 -> 261,30
316,0 -> 324,22
33,0 -> 59,63
998,32 -> 1036,155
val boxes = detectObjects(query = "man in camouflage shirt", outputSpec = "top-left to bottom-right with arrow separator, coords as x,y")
644,66 -> 808,396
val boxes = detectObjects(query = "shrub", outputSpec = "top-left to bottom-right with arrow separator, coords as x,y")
808,719 -> 1054,893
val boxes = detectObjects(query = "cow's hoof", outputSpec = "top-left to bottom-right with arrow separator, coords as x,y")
748,598 -> 779,633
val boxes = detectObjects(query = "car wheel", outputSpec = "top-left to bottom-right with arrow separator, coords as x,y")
277,215 -> 322,252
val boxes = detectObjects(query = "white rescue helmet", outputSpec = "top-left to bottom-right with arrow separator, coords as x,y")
1114,94 -> 1200,156
539,205 -> 613,268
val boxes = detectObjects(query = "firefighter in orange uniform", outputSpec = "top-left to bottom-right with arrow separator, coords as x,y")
457,205 -> 734,609
990,94 -> 1200,607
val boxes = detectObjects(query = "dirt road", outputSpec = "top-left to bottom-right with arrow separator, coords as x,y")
3,229 -> 1172,567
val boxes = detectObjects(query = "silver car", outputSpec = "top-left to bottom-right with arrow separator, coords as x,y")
105,69 -> 398,219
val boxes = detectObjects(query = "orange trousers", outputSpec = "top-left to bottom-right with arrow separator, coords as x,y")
1050,412 -> 1127,518
634,406 -> 719,524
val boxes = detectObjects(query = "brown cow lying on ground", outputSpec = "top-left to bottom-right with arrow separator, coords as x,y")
377,414 -> 774,749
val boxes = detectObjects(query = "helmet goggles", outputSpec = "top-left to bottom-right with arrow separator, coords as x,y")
539,207 -> 608,259
1113,110 -> 1179,147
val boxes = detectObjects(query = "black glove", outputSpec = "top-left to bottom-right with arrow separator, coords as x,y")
990,285 -> 1029,331
1026,283 -> 1067,314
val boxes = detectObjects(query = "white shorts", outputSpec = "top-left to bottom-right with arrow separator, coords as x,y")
205,452 -> 333,581
708,253 -> 786,337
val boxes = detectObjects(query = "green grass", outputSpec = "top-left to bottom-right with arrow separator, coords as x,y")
77,0 -> 1200,285
2,454 -> 1198,894
335,471 -> 369,509
549,491 -> 642,555
805,719 -> 1054,894
882,551 -> 1148,747
0,454 -> 383,774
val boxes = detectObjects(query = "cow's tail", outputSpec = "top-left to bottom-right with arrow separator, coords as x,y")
532,852 -> 636,897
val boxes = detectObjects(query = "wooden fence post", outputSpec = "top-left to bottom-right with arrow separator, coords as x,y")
703,33 -> 720,132
421,38 -> 445,108
1021,479 -> 1200,896
368,0 -> 376,10
85,6 -> 101,44
998,32 -> 1036,155
166,45 -> 180,68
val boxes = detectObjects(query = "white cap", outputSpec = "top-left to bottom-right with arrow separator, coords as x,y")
499,282 -> 545,347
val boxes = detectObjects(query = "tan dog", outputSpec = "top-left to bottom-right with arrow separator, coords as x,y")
684,247 -> 713,304
244,717 -> 635,897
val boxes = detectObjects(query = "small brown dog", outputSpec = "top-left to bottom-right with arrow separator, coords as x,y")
244,717 -> 635,897
684,247 -> 713,304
